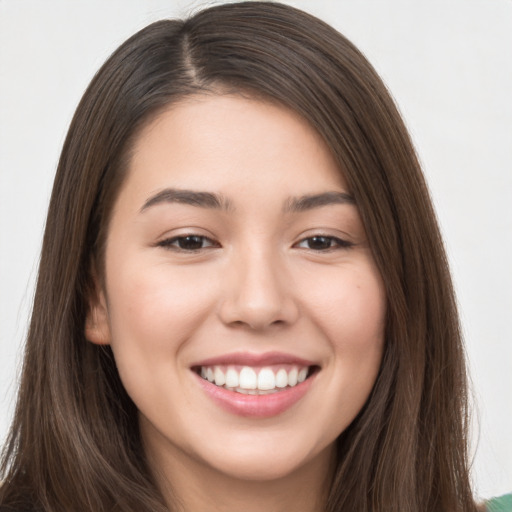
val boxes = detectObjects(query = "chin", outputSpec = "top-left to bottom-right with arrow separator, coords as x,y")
196,432 -> 334,482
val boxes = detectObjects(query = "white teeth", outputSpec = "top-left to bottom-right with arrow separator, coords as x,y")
214,367 -> 225,386
225,368 -> 239,388
257,367 -> 276,390
234,387 -> 279,395
199,364 -> 312,393
275,368 -> 288,388
288,368 -> 298,387
239,367 -> 257,389
298,367 -> 308,383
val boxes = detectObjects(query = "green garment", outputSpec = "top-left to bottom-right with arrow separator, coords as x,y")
487,494 -> 512,512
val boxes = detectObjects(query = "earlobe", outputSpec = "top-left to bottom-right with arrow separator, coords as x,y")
85,277 -> 111,346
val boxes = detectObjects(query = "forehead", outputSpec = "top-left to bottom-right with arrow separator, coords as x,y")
122,93 -> 348,206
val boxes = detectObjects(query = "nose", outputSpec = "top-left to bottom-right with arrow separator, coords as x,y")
218,249 -> 299,331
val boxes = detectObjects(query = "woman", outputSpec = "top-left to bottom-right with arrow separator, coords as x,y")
0,2 -> 506,511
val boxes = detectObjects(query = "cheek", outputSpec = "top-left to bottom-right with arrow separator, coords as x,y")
104,257 -> 220,359
102,259 -> 223,421
300,261 -> 386,417
303,262 -> 386,351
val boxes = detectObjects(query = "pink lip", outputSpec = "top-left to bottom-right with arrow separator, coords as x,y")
194,373 -> 317,418
191,351 -> 317,368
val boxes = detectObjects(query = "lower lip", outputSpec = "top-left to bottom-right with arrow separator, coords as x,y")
194,372 -> 317,418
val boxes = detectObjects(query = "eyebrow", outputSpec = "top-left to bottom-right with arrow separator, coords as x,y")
140,188 -> 355,214
140,188 -> 233,213
284,191 -> 355,212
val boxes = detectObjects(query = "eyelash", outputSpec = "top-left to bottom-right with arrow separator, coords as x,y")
294,235 -> 354,251
157,234 -> 354,252
157,235 -> 219,251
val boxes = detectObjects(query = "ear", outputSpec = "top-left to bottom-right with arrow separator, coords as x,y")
85,270 -> 111,346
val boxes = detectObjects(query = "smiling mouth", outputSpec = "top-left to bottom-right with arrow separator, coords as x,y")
192,365 -> 319,395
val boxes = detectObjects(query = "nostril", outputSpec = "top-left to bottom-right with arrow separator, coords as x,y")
225,318 -> 286,330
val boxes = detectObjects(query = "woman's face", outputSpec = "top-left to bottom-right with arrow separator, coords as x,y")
87,94 -> 386,483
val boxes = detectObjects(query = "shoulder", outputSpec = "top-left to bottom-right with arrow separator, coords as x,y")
486,494 -> 512,512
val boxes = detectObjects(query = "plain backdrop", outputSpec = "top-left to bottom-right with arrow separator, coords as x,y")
1,0 -> 511,501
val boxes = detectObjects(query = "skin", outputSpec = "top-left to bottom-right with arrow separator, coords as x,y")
86,94 -> 387,512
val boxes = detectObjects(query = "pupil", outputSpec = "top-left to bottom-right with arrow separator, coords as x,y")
179,236 -> 203,250
308,236 -> 331,249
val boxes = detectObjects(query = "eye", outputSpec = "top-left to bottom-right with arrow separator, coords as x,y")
158,235 -> 219,251
295,235 -> 353,251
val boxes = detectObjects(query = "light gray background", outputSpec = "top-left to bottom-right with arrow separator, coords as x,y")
1,0 -> 511,500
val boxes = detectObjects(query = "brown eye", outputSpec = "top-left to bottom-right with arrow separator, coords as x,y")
158,235 -> 218,251
295,236 -> 354,251
306,236 -> 333,250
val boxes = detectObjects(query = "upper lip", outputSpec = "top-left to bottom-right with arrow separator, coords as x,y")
191,351 -> 318,368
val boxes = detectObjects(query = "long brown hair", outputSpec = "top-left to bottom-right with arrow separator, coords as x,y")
1,2 -> 477,511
